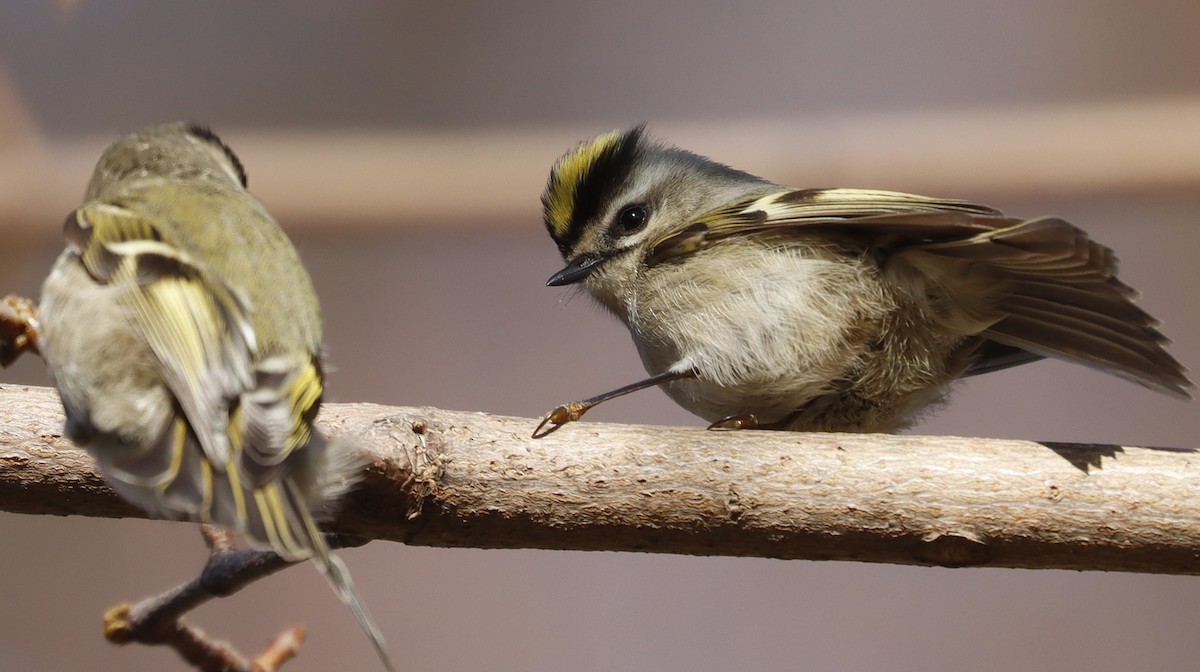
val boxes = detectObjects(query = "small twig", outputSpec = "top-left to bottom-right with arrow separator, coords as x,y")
252,627 -> 307,672
202,524 -> 237,555
105,603 -> 257,671
0,294 -> 40,367
101,525 -> 369,671
104,603 -> 305,672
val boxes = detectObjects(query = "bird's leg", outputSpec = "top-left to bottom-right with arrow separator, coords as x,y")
532,369 -> 697,438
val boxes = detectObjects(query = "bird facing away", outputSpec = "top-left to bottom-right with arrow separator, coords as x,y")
534,127 -> 1191,437
38,123 -> 394,670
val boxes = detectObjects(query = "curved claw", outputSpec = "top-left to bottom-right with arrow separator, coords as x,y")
532,401 -> 590,438
707,413 -> 760,431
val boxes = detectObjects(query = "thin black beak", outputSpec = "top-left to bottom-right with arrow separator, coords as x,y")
546,254 -> 605,286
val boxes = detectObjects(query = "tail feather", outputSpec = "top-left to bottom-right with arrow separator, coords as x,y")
1002,295 -> 1170,352
986,312 -> 1191,397
107,411 -> 396,670
908,215 -> 1192,398
316,550 -> 396,672
1008,279 -> 1146,321
284,479 -> 396,672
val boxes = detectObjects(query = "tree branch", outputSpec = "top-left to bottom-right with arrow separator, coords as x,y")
2,384 -> 1198,574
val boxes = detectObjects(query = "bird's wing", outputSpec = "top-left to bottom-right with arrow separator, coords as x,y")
66,202 -> 257,465
648,188 -> 1191,397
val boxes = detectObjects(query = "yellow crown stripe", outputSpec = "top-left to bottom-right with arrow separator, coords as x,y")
545,130 -> 624,239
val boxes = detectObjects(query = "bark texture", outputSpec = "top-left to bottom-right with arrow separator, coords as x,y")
2,384 -> 1198,573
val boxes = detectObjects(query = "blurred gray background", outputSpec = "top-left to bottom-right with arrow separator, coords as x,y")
1,2 -> 1199,671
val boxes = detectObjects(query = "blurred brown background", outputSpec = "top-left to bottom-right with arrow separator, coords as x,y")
2,2 -> 1199,670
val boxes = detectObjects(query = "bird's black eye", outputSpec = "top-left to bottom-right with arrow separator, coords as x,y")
615,204 -> 648,235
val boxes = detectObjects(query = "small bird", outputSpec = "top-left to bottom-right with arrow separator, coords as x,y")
534,126 -> 1191,437
38,123 -> 394,670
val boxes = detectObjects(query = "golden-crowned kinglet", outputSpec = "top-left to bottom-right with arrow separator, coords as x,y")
533,127 -> 1192,437
38,123 -> 393,670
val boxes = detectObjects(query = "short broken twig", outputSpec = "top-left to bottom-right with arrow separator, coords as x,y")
101,524 -> 369,671
0,294 -> 40,367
